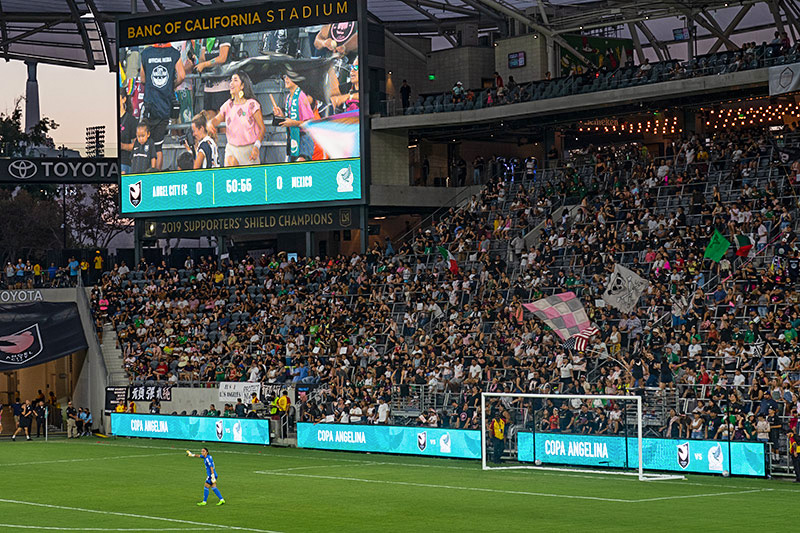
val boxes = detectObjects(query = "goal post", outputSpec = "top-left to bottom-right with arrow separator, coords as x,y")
480,392 -> 684,481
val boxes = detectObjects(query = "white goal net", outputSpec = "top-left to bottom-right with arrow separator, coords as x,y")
481,392 -> 684,481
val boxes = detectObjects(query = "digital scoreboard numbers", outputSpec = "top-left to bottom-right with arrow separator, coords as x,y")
121,158 -> 360,213
117,0 -> 364,216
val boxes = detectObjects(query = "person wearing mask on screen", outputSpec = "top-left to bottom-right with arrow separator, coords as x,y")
184,113 -> 219,170
139,42 -> 185,170
209,72 -> 265,167
119,87 -> 137,175
272,74 -> 315,162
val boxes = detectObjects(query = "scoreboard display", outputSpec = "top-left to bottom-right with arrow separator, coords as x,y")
123,158 -> 358,212
117,0 -> 364,216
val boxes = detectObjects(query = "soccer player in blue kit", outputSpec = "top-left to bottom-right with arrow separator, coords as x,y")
187,447 -> 225,506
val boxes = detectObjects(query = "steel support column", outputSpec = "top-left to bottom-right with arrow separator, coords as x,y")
65,0 -> 95,69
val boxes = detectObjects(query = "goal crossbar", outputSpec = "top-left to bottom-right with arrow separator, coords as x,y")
481,392 -> 685,482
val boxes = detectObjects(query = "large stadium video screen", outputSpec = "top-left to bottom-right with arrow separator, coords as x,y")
117,0 -> 363,215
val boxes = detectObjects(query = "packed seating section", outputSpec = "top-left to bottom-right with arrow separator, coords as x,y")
91,125 -> 800,470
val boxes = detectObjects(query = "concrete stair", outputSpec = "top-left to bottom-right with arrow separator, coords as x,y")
100,324 -> 128,386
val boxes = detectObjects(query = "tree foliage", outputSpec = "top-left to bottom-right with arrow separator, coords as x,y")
0,188 -> 62,264
66,184 -> 133,249
0,97 -> 59,156
0,96 -> 132,257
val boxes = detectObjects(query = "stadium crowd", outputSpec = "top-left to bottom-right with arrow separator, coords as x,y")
92,123 -> 800,460
2,251 -> 105,289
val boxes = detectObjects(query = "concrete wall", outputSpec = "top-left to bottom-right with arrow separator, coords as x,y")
427,46 -> 496,93
155,387 -> 221,415
52,287 -> 108,433
371,129 -> 410,186
0,288 -> 107,433
370,184 -> 482,208
383,36 -> 431,110
494,34 -> 548,84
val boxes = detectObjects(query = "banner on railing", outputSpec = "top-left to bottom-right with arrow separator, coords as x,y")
517,432 -> 766,477
111,413 -> 270,445
219,382 -> 261,403
769,62 -> 800,96
128,384 -> 172,403
261,383 -> 288,399
297,423 -> 482,459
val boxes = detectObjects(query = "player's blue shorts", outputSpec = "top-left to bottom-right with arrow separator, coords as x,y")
205,474 -> 219,485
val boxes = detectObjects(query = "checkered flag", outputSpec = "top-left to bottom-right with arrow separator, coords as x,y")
523,292 -> 592,342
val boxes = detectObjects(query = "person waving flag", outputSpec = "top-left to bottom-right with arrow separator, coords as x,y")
187,448 -> 225,506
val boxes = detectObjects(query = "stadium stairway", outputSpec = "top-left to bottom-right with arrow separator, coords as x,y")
100,324 -> 128,386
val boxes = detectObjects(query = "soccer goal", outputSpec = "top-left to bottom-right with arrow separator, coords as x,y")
481,392 -> 685,481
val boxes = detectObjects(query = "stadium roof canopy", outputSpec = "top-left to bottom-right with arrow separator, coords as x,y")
1,0 -> 797,70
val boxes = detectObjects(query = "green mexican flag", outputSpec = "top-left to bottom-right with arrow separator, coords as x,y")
704,230 -> 731,262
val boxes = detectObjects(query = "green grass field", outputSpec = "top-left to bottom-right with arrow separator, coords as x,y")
0,436 -> 797,532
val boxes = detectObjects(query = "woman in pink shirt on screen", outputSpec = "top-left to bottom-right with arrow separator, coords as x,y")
210,72 -> 265,167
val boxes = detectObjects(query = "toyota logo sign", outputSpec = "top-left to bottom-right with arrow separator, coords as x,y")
8,160 -> 37,180
0,158 -> 118,183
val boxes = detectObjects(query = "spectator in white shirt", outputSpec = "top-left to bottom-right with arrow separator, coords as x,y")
466,361 -> 482,384
687,338 -> 703,358
349,403 -> 363,424
376,397 -> 390,425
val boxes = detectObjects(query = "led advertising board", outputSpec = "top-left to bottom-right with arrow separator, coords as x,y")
111,413 -> 270,445
517,432 -> 766,477
297,423 -> 482,459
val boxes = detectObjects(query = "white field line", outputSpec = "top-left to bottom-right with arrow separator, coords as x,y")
45,440 -> 800,493
0,499 -> 282,533
631,488 -> 774,502
0,453 -> 176,467
0,526 -> 220,531
253,470 -> 631,502
260,464 -> 352,473
253,470 -> 776,503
